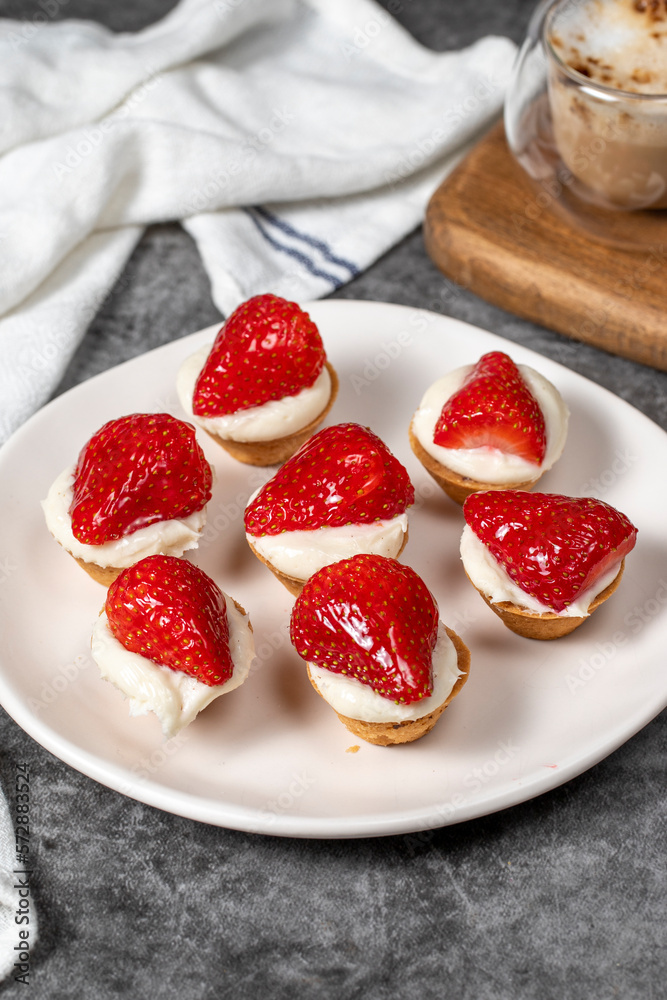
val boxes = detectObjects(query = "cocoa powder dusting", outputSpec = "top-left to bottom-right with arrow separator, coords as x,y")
634,0 -> 667,21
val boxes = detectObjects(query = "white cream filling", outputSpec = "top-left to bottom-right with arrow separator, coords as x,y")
177,344 -> 331,442
460,524 -> 622,617
91,594 -> 255,739
246,509 -> 409,581
42,466 -> 208,569
308,621 -> 461,723
412,363 -> 569,484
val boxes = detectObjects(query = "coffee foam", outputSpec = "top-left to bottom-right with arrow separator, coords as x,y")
549,0 -> 667,94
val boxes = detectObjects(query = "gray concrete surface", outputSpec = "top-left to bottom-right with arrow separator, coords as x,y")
0,1 -> 665,997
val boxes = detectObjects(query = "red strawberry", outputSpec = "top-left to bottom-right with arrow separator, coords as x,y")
434,352 -> 547,464
69,413 -> 212,545
463,491 -> 637,613
290,554 -> 438,704
106,555 -> 234,686
192,294 -> 325,416
244,423 -> 414,536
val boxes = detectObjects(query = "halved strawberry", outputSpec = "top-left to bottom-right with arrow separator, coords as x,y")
463,491 -> 638,613
290,554 -> 438,704
434,352 -> 547,464
69,413 -> 212,545
244,423 -> 414,536
193,294 -> 325,416
105,555 -> 234,686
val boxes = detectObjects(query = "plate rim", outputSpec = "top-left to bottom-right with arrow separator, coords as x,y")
1,299 -> 665,838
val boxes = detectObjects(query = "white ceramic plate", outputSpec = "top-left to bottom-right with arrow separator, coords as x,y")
0,301 -> 665,838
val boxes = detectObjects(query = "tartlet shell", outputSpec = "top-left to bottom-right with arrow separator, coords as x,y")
408,419 -> 540,505
201,362 -> 339,467
466,560 -> 625,640
73,555 -> 123,586
306,625 -> 470,746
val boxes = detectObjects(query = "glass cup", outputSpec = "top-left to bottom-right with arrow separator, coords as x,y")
504,0 -> 667,250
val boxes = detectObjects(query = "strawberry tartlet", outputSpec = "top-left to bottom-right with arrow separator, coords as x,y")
42,413 -> 213,586
244,423 -> 414,596
177,294 -> 338,466
91,555 -> 254,738
290,554 -> 470,746
461,491 -> 638,639
409,351 -> 569,504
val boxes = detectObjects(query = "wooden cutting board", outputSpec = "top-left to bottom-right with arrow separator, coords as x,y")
424,121 -> 667,371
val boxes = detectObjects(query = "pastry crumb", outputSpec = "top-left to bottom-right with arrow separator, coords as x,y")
346,745 -> 360,754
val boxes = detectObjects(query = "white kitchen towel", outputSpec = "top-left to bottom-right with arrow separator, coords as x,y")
0,0 -> 516,445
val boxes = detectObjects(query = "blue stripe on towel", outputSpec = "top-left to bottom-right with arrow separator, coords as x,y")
254,206 -> 360,277
245,209 -> 342,287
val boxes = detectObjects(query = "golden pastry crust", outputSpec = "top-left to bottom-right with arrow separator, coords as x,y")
247,527 -> 409,597
466,560 -> 625,640
201,362 -> 339,466
408,420 -> 539,505
72,555 -> 123,586
307,625 -> 470,746
245,542 -> 308,597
